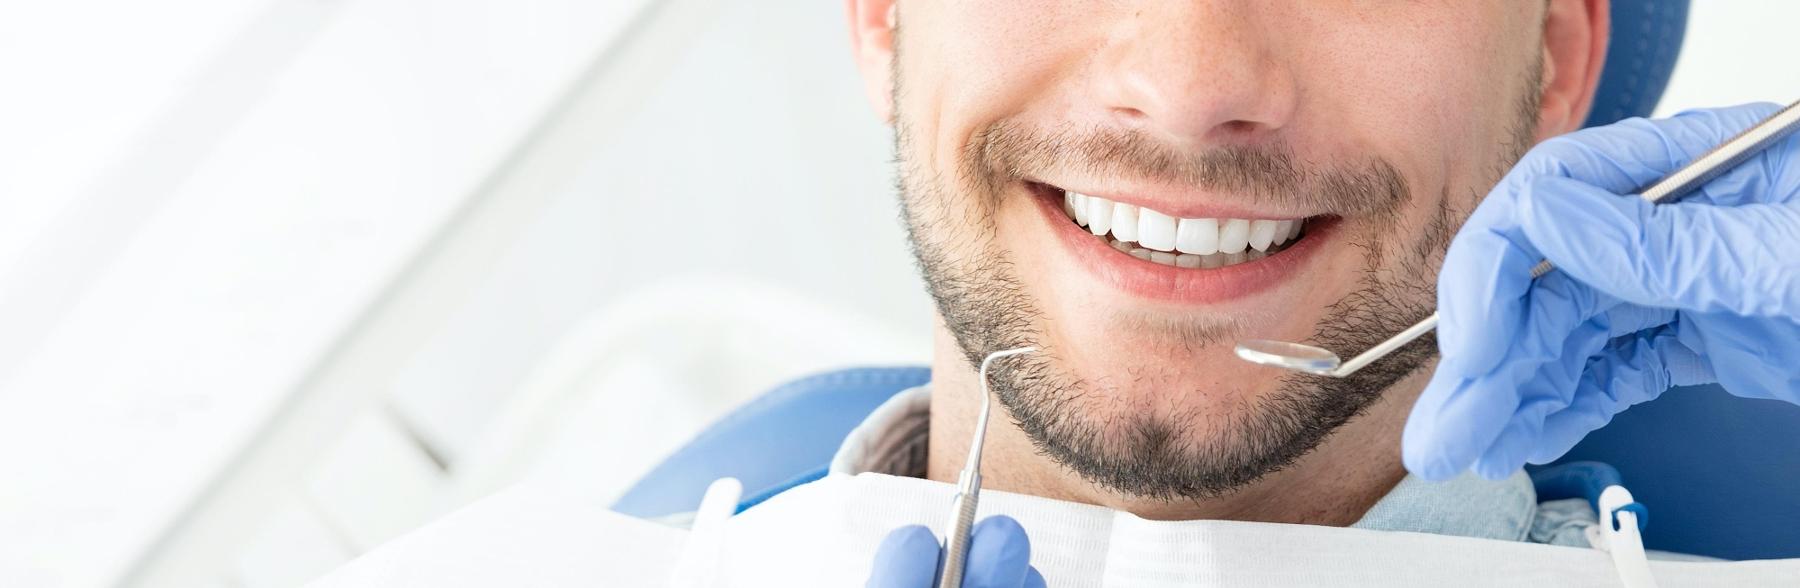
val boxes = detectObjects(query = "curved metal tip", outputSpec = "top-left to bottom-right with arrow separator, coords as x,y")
966,346 -> 1035,473
1234,339 -> 1342,375
975,346 -> 1036,409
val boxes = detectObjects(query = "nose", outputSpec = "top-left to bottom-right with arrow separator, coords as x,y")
1091,2 -> 1298,145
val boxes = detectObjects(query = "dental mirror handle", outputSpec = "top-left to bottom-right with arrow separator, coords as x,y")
1332,312 -> 1440,377
1332,262 -> 1553,375
1330,99 -> 1800,378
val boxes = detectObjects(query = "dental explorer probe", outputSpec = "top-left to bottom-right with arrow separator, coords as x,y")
937,346 -> 1035,588
1236,99 -> 1800,378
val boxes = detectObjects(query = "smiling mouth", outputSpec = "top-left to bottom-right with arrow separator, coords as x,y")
1034,183 -> 1318,269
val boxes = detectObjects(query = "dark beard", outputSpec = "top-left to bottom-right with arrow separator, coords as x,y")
893,58 -> 1542,501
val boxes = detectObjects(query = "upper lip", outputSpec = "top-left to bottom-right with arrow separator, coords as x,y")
1031,178 -> 1317,221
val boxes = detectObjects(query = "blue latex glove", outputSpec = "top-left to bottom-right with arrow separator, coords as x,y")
1405,102 -> 1800,481
866,516 -> 1046,588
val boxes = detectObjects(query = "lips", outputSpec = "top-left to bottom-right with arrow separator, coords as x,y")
1030,182 -> 1337,304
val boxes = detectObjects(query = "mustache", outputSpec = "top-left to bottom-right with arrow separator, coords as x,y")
966,120 -> 1409,218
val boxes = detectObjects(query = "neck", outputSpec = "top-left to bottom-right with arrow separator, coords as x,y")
923,327 -> 1422,525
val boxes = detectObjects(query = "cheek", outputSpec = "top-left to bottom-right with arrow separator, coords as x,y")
899,2 -> 1117,176
1298,4 -> 1524,136
1284,8 -> 1531,248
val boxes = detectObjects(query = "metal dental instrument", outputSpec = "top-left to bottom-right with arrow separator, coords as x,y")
937,346 -> 1035,588
1236,99 -> 1800,378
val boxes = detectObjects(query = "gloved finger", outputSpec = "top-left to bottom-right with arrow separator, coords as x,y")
1525,327 -> 1704,464
1436,172 -> 1642,379
1684,313 -> 1798,403
1513,103 -> 1787,195
1412,278 -> 1615,481
1433,190 -> 1545,376
1405,366 -> 1514,480
1024,567 -> 1046,588
1471,412 -> 1543,481
1467,316 -> 1614,480
962,516 -> 1033,588
866,525 -> 941,588
1519,175 -> 1800,318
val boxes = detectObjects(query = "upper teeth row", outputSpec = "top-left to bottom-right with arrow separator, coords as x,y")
1061,191 -> 1302,255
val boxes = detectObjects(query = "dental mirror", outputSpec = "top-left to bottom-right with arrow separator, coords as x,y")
1234,339 -> 1341,375
1235,312 -> 1440,378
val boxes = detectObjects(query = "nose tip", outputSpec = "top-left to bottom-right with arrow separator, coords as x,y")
1103,76 -> 1292,143
1092,7 -> 1297,145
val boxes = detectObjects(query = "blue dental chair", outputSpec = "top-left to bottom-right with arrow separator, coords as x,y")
616,0 -> 1800,562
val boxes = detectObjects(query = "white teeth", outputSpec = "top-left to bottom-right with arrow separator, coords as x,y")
1175,218 -> 1218,255
1271,219 -> 1295,246
1110,203 -> 1140,242
1248,219 -> 1278,252
1086,195 -> 1113,236
1136,208 -> 1177,252
1054,189 -> 1308,267
1218,218 -> 1250,254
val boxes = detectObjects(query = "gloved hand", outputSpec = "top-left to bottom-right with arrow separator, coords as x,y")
866,516 -> 1045,588
1405,102 -> 1800,481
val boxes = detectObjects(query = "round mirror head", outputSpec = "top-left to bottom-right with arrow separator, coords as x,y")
1234,339 -> 1342,375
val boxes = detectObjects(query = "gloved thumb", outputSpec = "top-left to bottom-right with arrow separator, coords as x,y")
866,525 -> 942,588
962,516 -> 1034,588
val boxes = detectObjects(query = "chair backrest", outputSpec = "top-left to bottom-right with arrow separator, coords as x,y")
611,367 -> 929,519
1545,385 -> 1800,560
1584,0 -> 1688,128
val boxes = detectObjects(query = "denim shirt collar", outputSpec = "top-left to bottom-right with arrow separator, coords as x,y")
829,385 -> 1537,542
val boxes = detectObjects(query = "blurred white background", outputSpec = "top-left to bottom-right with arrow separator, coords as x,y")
1,1 -> 1796,586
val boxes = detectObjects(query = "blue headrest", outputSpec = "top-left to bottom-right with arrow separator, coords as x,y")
1583,0 -> 1689,127
1548,385 -> 1800,560
612,367 -> 931,519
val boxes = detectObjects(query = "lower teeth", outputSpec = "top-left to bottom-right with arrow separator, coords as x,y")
1107,235 -> 1292,269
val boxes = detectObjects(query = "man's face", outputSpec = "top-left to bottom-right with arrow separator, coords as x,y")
891,3 -> 1545,499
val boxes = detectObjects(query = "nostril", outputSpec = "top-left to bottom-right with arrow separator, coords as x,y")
1111,106 -> 1149,122
1216,119 -> 1263,137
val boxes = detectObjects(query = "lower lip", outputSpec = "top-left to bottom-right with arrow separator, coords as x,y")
1033,188 -> 1337,305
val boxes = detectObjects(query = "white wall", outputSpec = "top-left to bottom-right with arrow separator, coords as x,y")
1655,3 -> 1800,115
379,0 -> 933,468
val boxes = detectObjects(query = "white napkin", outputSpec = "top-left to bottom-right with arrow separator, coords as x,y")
314,473 -> 1800,587
717,473 -> 1799,587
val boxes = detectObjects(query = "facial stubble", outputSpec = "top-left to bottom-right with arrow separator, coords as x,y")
895,57 -> 1543,501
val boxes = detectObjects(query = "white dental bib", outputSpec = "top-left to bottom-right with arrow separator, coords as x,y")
316,473 -> 1799,587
